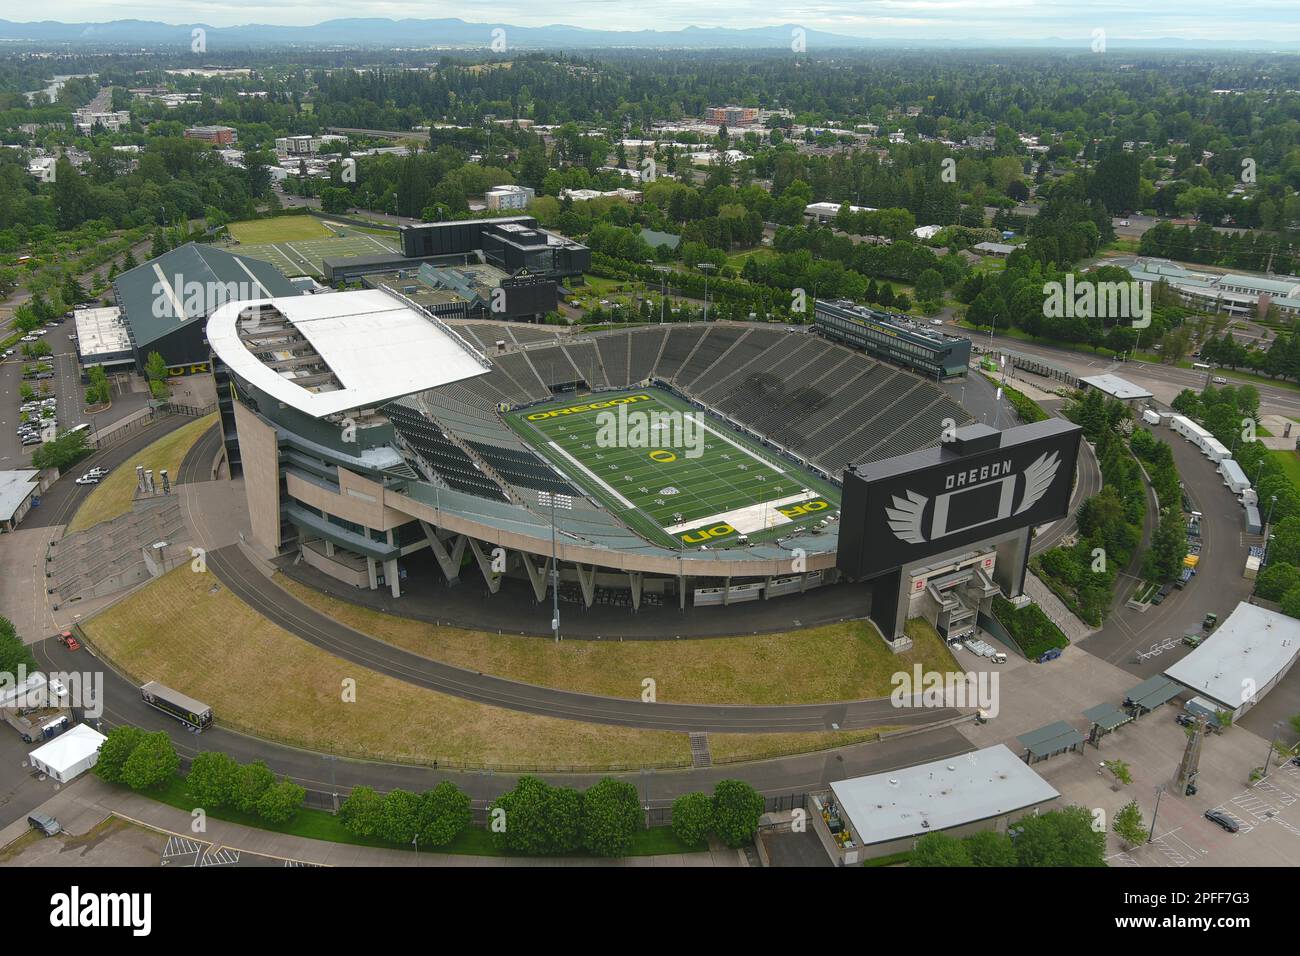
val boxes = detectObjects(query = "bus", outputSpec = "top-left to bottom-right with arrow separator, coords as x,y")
140,681 -> 213,732
67,423 -> 90,434
1192,362 -> 1212,370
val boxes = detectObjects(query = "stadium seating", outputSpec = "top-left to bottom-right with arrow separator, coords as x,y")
385,402 -> 509,501
420,321 -> 974,492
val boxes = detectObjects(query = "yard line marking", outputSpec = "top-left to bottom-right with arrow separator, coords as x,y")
546,440 -> 636,509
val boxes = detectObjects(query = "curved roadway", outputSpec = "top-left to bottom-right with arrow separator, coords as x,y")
205,544 -> 965,734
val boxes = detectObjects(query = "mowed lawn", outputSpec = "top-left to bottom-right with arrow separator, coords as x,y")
1271,448 -> 1300,488
68,414 -> 218,532
276,575 -> 959,705
226,216 -> 334,243
82,567 -> 692,770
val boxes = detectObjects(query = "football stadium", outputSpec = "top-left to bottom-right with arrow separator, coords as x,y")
195,216 -> 1082,644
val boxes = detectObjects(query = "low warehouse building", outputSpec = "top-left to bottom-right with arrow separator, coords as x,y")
1163,603 -> 1300,718
814,743 -> 1059,864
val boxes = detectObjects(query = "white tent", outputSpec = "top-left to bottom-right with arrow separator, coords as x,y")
28,723 -> 106,784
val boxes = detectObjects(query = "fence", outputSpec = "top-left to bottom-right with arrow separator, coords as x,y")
90,402 -> 217,451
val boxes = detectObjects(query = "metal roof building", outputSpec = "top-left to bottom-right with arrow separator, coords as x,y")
112,242 -> 297,372
1163,603 -> 1300,718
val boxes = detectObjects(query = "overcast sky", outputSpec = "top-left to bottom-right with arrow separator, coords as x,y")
11,0 -> 1300,43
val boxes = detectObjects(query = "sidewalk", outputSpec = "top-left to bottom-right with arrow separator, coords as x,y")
1024,570 -> 1094,643
0,775 -> 739,867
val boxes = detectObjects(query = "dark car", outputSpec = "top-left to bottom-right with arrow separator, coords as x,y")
1037,648 -> 1062,663
1175,713 -> 1195,727
1204,810 -> 1240,833
28,812 -> 61,837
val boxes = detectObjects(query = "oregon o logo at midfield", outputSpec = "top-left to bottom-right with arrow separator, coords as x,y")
527,394 -> 652,421
649,449 -> 677,462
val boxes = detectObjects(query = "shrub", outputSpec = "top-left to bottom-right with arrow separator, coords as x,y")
95,726 -> 147,784
671,792 -> 713,848
711,779 -> 764,848
417,782 -> 472,848
185,751 -> 242,809
119,731 -> 180,790
580,778 -> 641,857
256,779 -> 306,825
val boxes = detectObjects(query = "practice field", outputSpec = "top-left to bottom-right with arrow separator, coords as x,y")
507,388 -> 839,548
226,217 -> 335,243
228,231 -> 401,277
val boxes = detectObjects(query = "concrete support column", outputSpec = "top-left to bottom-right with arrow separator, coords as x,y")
366,556 -> 378,590
324,540 -> 335,558
576,564 -> 596,608
628,571 -> 643,611
384,558 -> 400,598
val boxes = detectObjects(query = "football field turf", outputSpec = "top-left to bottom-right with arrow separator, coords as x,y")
506,389 -> 839,548
227,232 -> 401,277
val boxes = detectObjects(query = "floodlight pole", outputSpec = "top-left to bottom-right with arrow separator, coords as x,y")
1147,784 -> 1166,843
540,492 -> 571,642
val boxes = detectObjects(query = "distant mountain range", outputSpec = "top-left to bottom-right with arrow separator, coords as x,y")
0,18 -> 1295,51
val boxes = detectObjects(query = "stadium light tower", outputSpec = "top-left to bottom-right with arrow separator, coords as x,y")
537,491 -> 573,642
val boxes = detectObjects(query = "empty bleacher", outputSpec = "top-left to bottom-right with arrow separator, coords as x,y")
468,441 -> 576,495
651,326 -> 708,381
420,322 -> 974,486
595,331 -> 630,385
673,326 -> 747,388
385,402 -> 508,501
628,327 -> 668,383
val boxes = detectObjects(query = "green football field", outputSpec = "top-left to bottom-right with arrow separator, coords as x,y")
226,232 -> 401,277
506,389 -> 839,548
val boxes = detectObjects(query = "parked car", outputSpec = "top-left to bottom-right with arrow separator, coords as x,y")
28,813 -> 61,837
1203,810 -> 1241,833
1182,632 -> 1203,648
1175,713 -> 1195,727
86,467 -> 109,478
1203,613 -> 1218,631
1037,648 -> 1062,663
1212,376 -> 1227,385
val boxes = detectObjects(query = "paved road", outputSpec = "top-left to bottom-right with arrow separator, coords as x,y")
205,545 -> 964,734
20,413 -> 197,530
177,422 -> 222,484
10,633 -> 973,832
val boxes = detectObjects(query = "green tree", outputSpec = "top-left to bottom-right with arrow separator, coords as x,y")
580,778 -> 641,858
964,830 -> 1018,866
339,786 -> 386,838
94,726 -> 146,784
1257,563 -> 1300,602
417,782 -> 472,848
489,776 -> 583,856
671,792 -> 713,848
185,751 -> 241,809
1112,800 -> 1147,849
380,789 -> 424,845
256,779 -> 306,825
0,616 -> 37,676
233,761 -> 276,814
711,779 -> 765,849
911,831 -> 972,866
120,731 -> 180,790
1014,806 -> 1106,867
